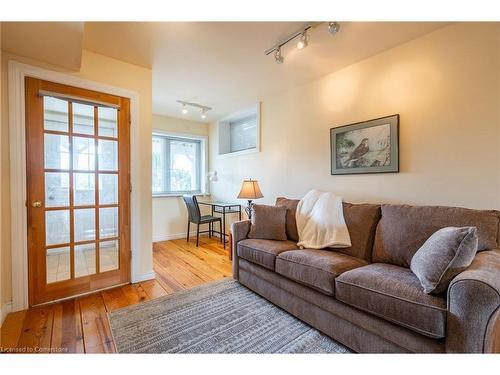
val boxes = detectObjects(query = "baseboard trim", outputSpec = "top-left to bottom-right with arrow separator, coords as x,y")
1,301 -> 13,326
132,270 -> 156,283
153,231 -> 211,242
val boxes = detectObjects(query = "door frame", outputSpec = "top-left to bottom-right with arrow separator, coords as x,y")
8,60 -> 148,311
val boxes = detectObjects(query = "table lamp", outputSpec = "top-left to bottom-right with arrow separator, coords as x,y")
237,179 -> 263,219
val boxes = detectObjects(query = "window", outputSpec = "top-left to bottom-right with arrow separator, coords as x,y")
218,104 -> 260,156
229,115 -> 257,152
152,133 -> 205,195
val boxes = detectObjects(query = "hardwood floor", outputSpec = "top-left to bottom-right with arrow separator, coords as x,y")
0,237 -> 232,353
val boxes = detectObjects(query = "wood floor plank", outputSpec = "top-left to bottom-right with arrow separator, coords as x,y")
0,310 -> 27,351
167,240 -> 231,277
101,287 -> 131,312
16,305 -> 54,353
140,280 -> 169,299
153,248 -> 207,289
121,283 -> 150,305
50,299 -> 84,353
79,293 -> 115,353
159,248 -> 217,283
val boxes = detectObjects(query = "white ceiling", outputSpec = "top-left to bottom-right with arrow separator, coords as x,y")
2,22 -> 84,71
83,22 -> 446,123
3,21 -> 446,124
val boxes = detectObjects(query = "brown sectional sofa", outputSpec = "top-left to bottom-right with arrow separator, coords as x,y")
231,200 -> 500,353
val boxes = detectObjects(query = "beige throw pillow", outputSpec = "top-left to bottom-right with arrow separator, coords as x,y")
410,226 -> 478,294
248,204 -> 287,241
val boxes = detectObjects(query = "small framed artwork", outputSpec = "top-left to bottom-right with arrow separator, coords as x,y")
330,114 -> 399,175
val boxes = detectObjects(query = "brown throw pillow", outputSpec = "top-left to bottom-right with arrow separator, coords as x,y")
410,227 -> 478,294
248,204 -> 287,241
275,197 -> 300,242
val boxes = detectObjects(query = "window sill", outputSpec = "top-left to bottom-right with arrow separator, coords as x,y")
153,193 -> 208,198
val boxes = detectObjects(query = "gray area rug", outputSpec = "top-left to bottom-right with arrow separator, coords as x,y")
108,278 -> 351,353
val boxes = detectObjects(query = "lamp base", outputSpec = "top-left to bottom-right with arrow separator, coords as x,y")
245,200 -> 253,219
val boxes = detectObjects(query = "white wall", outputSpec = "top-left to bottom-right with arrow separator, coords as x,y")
209,23 -> 500,232
151,115 -> 211,241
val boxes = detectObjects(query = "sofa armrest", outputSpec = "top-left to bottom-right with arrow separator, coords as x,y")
231,220 -> 251,280
446,249 -> 500,353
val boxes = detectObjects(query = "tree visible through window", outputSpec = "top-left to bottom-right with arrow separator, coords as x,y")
152,134 -> 202,195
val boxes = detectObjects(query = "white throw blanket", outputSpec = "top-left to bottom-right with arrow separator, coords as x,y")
296,190 -> 351,249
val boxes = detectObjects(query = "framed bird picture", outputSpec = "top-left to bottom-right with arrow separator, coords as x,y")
330,114 -> 399,175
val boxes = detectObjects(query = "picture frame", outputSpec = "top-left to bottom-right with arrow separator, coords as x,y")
330,114 -> 399,175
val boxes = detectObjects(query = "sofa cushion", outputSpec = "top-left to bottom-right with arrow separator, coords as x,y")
275,197 -> 300,242
333,203 -> 381,261
335,263 -> 448,338
248,204 -> 287,241
372,204 -> 500,267
276,249 -> 368,295
410,227 -> 479,294
237,239 -> 298,270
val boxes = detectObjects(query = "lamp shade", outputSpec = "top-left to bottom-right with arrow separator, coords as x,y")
237,179 -> 264,200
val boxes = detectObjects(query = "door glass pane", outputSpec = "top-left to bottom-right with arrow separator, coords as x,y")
75,243 -> 96,277
99,207 -> 118,239
73,103 -> 95,135
74,208 -> 96,242
44,134 -> 70,169
99,174 -> 118,205
44,97 -> 68,132
46,247 -> 70,283
98,107 -> 118,137
98,140 -> 118,171
100,240 -> 119,272
45,172 -> 69,207
74,173 -> 95,206
73,137 -> 95,171
46,210 -> 70,245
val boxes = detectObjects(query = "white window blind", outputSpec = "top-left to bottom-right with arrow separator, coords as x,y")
229,115 -> 257,153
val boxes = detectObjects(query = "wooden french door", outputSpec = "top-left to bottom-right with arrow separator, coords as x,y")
25,77 -> 131,306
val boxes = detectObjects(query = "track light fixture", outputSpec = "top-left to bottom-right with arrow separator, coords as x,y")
328,22 -> 340,35
265,22 -> 340,64
297,31 -> 309,50
177,100 -> 212,119
274,47 -> 284,64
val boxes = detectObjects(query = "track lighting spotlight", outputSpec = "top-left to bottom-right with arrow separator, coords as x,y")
328,22 -> 340,35
182,104 -> 188,114
265,22 -> 340,64
274,47 -> 284,64
297,31 -> 309,50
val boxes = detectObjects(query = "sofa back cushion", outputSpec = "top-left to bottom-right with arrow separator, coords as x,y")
275,197 -> 300,242
275,197 -> 381,260
373,204 -> 500,267
335,203 -> 381,261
